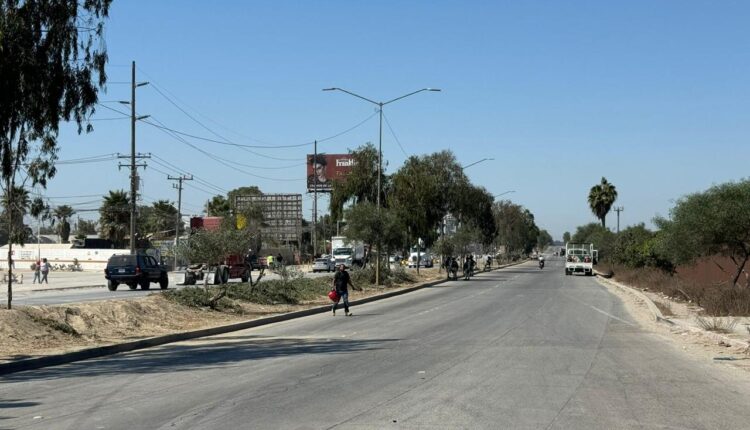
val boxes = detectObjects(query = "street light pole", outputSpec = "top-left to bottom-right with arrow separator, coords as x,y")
461,157 -> 494,170
323,87 -> 441,284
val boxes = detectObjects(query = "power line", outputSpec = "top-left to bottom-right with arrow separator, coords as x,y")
382,112 -> 410,157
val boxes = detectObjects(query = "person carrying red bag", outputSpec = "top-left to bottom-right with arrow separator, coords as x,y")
331,264 -> 356,316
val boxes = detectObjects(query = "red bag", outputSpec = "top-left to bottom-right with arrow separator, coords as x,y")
328,289 -> 340,302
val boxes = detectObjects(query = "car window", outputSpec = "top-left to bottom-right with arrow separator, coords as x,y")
108,255 -> 135,267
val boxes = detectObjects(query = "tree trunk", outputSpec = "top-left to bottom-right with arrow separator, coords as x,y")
731,251 -> 749,288
6,183 -> 13,310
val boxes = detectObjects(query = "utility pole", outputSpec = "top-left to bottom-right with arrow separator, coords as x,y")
120,61 -> 150,254
313,140 -> 317,258
614,206 -> 624,234
169,174 -> 193,269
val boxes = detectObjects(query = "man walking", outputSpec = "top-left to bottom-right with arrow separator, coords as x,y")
332,264 -> 355,316
40,258 -> 50,284
32,260 -> 41,284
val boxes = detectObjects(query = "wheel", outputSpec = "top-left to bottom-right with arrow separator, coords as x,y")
107,280 -> 118,291
140,280 -> 150,290
222,268 -> 229,284
241,270 -> 249,283
128,283 -> 138,290
159,274 -> 168,289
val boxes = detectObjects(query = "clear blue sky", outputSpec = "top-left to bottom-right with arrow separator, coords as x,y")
49,0 -> 750,239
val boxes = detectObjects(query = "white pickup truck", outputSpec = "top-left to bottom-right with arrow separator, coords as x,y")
564,243 -> 595,276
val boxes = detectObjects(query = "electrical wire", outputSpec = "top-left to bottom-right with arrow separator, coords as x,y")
382,112 -> 409,157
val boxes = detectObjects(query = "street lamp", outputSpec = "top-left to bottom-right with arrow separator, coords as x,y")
461,157 -> 494,170
323,86 -> 441,285
322,87 -> 441,209
493,190 -> 516,199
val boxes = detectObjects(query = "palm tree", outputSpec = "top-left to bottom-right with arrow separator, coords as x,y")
99,190 -> 130,248
52,205 -> 75,243
588,177 -> 618,228
205,195 -> 230,217
148,200 -> 178,235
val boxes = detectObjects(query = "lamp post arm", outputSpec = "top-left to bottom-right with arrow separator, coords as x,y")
324,87 -> 380,106
383,88 -> 435,106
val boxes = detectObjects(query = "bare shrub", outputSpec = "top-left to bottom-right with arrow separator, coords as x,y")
695,316 -> 738,333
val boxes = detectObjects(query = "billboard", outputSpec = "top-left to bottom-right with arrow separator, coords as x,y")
307,153 -> 355,193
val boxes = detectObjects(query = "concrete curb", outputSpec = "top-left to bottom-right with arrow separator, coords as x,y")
0,260 -> 528,376
595,275 -> 750,350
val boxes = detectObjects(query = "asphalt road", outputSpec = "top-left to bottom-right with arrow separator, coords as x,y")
2,257 -> 749,429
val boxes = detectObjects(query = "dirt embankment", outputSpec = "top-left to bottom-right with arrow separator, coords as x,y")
0,269 -> 445,362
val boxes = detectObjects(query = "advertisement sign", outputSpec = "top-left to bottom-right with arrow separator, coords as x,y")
307,154 -> 355,193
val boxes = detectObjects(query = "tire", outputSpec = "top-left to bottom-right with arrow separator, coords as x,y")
128,283 -> 138,290
107,280 -> 118,291
241,270 -> 249,283
159,274 -> 168,290
140,280 -> 150,290
213,268 -> 222,285
222,268 -> 229,284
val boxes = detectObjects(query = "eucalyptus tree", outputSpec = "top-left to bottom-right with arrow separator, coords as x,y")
0,0 -> 112,308
588,177 -> 618,228
330,143 -> 383,221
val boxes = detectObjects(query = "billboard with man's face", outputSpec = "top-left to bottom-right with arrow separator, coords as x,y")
307,154 -> 355,193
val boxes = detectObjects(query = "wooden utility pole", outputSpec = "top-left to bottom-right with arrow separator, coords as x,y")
169,174 -> 193,269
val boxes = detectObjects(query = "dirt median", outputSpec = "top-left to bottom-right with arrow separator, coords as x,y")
0,268 -> 448,363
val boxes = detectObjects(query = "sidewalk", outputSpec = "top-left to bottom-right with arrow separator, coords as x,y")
7,270 -> 107,291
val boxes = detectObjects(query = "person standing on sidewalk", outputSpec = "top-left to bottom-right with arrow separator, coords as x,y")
332,264 -> 356,316
32,260 -> 41,284
40,258 -> 50,284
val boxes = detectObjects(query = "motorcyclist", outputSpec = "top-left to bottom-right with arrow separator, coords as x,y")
538,255 -> 545,269
484,255 -> 492,271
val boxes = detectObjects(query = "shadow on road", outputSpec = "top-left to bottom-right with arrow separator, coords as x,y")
1,336 -> 398,383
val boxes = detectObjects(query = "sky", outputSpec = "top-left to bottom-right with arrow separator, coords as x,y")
46,0 -> 750,240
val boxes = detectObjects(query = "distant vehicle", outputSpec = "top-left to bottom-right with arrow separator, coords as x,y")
105,254 -> 168,291
564,243 -> 594,276
331,236 -> 366,268
312,257 -> 335,273
408,246 -> 433,268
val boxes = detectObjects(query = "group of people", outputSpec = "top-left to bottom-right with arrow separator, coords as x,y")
32,258 -> 51,284
444,255 -> 493,281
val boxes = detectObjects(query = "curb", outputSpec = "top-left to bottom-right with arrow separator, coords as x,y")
595,275 -> 750,350
0,260 -> 528,376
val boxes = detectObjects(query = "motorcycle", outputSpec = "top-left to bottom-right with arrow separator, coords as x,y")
538,259 -> 545,269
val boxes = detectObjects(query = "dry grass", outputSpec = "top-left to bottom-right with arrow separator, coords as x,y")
695,316 -> 738,334
611,265 -> 750,316
653,300 -> 674,317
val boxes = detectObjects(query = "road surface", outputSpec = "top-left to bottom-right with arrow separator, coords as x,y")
2,257 -> 749,429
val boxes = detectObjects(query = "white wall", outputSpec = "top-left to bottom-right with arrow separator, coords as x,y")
0,244 -> 130,271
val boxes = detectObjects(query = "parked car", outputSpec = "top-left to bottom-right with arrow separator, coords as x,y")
312,257 -> 335,273
105,254 -> 169,291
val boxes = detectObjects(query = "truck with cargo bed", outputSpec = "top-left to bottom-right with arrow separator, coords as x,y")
564,243 -> 594,276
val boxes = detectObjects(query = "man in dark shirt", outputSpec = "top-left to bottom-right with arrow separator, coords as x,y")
332,264 -> 355,316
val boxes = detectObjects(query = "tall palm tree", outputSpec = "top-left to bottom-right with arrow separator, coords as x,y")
53,205 -> 75,243
205,195 -> 230,217
99,190 -> 130,248
588,177 -> 618,228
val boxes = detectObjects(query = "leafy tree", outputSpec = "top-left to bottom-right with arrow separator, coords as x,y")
76,219 -> 97,235
655,180 -> 750,287
330,143 -> 383,221
537,229 -> 553,252
344,202 -> 405,267
227,186 -> 261,210
572,222 -> 616,261
588,177 -> 618,228
1,0 -> 112,308
563,231 -> 571,243
52,205 -> 74,243
99,190 -> 130,248
205,195 -> 230,217
493,201 -> 539,257
609,223 -> 671,270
